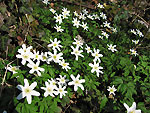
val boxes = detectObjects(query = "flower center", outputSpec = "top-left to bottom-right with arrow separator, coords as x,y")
96,53 -> 99,57
130,110 -> 135,113
75,51 -> 79,54
52,82 -> 56,86
35,55 -> 38,59
94,66 -> 98,70
59,88 -> 63,93
47,87 -> 52,92
53,55 -> 57,60
42,56 -> 47,60
11,67 -> 16,71
24,88 -> 31,94
33,66 -> 38,70
61,79 -> 65,83
53,43 -> 57,47
75,80 -> 79,84
62,63 -> 67,67
23,54 -> 29,59
110,89 -> 114,92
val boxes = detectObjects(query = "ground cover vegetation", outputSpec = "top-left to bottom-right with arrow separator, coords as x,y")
0,0 -> 150,113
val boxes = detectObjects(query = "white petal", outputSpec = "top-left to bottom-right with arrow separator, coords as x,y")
79,84 -> 84,90
37,70 -> 41,76
30,82 -> 37,89
74,86 -> 78,91
70,74 -> 75,81
76,74 -> 80,79
17,85 -> 23,91
29,69 -> 35,74
124,103 -> 129,110
24,79 -> 29,87
131,102 -> 136,111
21,60 -> 26,65
31,90 -> 40,96
39,67 -> 45,72
79,79 -> 85,83
17,92 -> 25,100
68,81 -> 74,86
135,110 -> 141,113
26,95 -> 32,104
44,92 -> 48,97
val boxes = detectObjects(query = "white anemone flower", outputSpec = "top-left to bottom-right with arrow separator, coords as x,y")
81,22 -> 88,31
16,51 -> 33,65
59,59 -> 71,71
93,14 -> 100,20
32,50 -> 42,61
89,61 -> 103,77
54,14 -> 63,24
132,40 -> 139,45
50,8 -> 56,14
82,9 -> 88,15
27,61 -> 45,76
79,13 -> 86,20
17,79 -> 40,104
131,29 -> 137,35
107,85 -> 117,95
71,46 -> 84,61
18,44 -> 32,54
107,44 -> 117,52
85,44 -> 92,53
124,102 -> 141,113
41,81 -> 57,97
73,11 -> 79,17
48,49 -> 63,63
72,38 -> 83,48
97,3 -> 104,8
87,15 -> 94,20
48,38 -> 62,51
55,85 -> 67,98
92,48 -> 103,63
68,74 -> 85,91
72,18 -> 80,28
136,29 -> 144,37
62,8 -> 70,19
54,25 -> 64,32
56,75 -> 67,85
100,12 -> 107,20
42,0 -> 49,5
41,52 -> 48,62
103,21 -> 111,28
130,49 -> 138,56
48,78 -> 57,89
7,65 -> 19,74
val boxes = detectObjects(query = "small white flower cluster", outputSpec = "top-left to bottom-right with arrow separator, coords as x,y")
17,74 -> 85,104
130,29 -> 144,37
71,36 -> 84,60
107,44 -> 117,52
16,44 -> 45,76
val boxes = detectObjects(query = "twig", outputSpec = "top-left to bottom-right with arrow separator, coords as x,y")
1,60 -> 16,86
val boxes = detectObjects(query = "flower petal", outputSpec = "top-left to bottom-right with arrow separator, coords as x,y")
26,95 -> 32,104
123,103 -> 129,110
31,90 -> 40,96
30,82 -> 37,89
17,85 -> 24,91
17,92 -> 25,100
24,79 -> 29,87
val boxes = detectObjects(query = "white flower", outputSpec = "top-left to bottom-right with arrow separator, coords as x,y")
18,44 -> 32,54
87,15 -> 94,20
68,74 -> 85,91
124,102 -> 141,113
111,27 -> 117,33
48,49 -> 63,63
48,78 -> 57,89
41,52 -> 48,62
62,8 -> 70,19
98,35 -> 104,40
85,44 -> 92,53
136,29 -> 144,37
131,29 -> 137,35
54,14 -> 63,24
97,3 -> 104,8
50,8 -> 56,14
59,59 -> 71,71
72,18 -> 80,28
41,81 -> 57,97
102,31 -> 109,39
17,79 -> 40,104
130,49 -> 138,56
89,61 -> 103,77
93,14 -> 100,20
48,38 -> 63,51
16,51 -> 33,65
103,21 -> 111,28
42,0 -> 49,5
55,85 -> 67,98
72,38 -> 83,48
79,13 -> 86,20
107,44 -> 117,52
81,22 -> 88,31
73,11 -> 79,17
32,50 -> 42,61
92,48 -> 103,63
7,65 -> 19,74
100,12 -> 107,20
54,25 -> 64,32
107,85 -> 117,95
71,46 -> 84,60
132,40 -> 139,45
27,61 -> 45,76
56,75 -> 67,85
82,9 -> 88,15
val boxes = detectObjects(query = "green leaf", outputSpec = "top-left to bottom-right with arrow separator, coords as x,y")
100,96 -> 108,112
